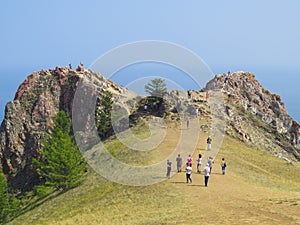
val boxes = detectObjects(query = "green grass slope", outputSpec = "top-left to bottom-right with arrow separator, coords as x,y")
9,120 -> 300,225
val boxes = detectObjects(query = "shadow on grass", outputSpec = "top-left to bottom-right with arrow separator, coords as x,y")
17,189 -> 67,218
171,181 -> 187,184
209,172 -> 226,176
188,184 -> 205,187
171,182 -> 207,187
19,191 -> 65,216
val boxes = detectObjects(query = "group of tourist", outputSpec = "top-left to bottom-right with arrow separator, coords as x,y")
167,153 -> 227,187
165,71 -> 231,186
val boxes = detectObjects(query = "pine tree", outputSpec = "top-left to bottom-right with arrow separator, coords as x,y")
0,171 -> 19,224
95,90 -> 113,139
34,111 -> 86,191
144,78 -> 167,97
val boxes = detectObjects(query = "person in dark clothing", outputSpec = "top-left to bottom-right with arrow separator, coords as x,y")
207,137 -> 212,150
166,160 -> 172,178
221,158 -> 227,175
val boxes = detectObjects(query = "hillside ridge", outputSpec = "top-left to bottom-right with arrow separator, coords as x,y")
0,68 -> 299,192
0,65 -> 127,191
203,71 -> 300,160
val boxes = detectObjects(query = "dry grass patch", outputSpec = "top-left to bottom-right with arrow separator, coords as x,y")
10,131 -> 300,225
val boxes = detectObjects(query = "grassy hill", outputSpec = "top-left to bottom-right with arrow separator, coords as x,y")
9,119 -> 300,225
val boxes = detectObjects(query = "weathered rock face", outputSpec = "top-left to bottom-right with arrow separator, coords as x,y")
203,71 -> 300,160
0,66 -> 126,191
1,69 -> 299,191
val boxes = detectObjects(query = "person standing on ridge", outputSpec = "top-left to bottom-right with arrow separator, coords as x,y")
224,71 -> 230,84
203,163 -> 211,187
187,90 -> 191,99
176,154 -> 183,173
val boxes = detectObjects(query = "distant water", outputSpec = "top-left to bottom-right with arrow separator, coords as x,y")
0,67 -> 299,124
283,99 -> 299,123
255,69 -> 300,123
214,67 -> 300,123
0,68 -> 29,124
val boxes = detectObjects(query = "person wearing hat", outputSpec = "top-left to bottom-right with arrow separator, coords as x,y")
203,163 -> 211,187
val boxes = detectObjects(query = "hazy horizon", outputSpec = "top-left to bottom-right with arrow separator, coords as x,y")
0,66 -> 299,123
1,1 -> 300,122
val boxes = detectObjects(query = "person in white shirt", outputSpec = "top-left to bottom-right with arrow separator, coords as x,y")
186,163 -> 192,183
203,163 -> 211,187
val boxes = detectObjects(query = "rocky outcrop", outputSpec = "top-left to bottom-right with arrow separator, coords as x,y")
0,66 -> 126,191
1,68 -> 299,191
203,71 -> 300,160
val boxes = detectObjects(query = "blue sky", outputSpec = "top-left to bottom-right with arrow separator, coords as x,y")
0,1 -> 299,122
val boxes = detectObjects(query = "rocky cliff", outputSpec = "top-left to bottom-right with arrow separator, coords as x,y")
0,65 -> 126,191
203,71 -> 300,160
1,68 -> 299,191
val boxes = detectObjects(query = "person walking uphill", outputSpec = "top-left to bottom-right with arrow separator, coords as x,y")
187,154 -> 193,167
207,137 -> 212,150
221,158 -> 227,175
176,154 -> 183,173
166,160 -> 172,178
186,118 -> 190,129
205,91 -> 209,100
203,163 -> 211,187
197,154 -> 202,173
207,156 -> 213,174
186,163 -> 192,183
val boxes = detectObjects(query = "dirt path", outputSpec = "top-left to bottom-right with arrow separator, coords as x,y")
167,168 -> 299,223
161,118 -> 300,224
10,116 -> 300,225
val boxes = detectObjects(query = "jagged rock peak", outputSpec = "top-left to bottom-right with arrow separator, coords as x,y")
204,71 -> 291,120
204,71 -> 300,159
0,65 -> 127,191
